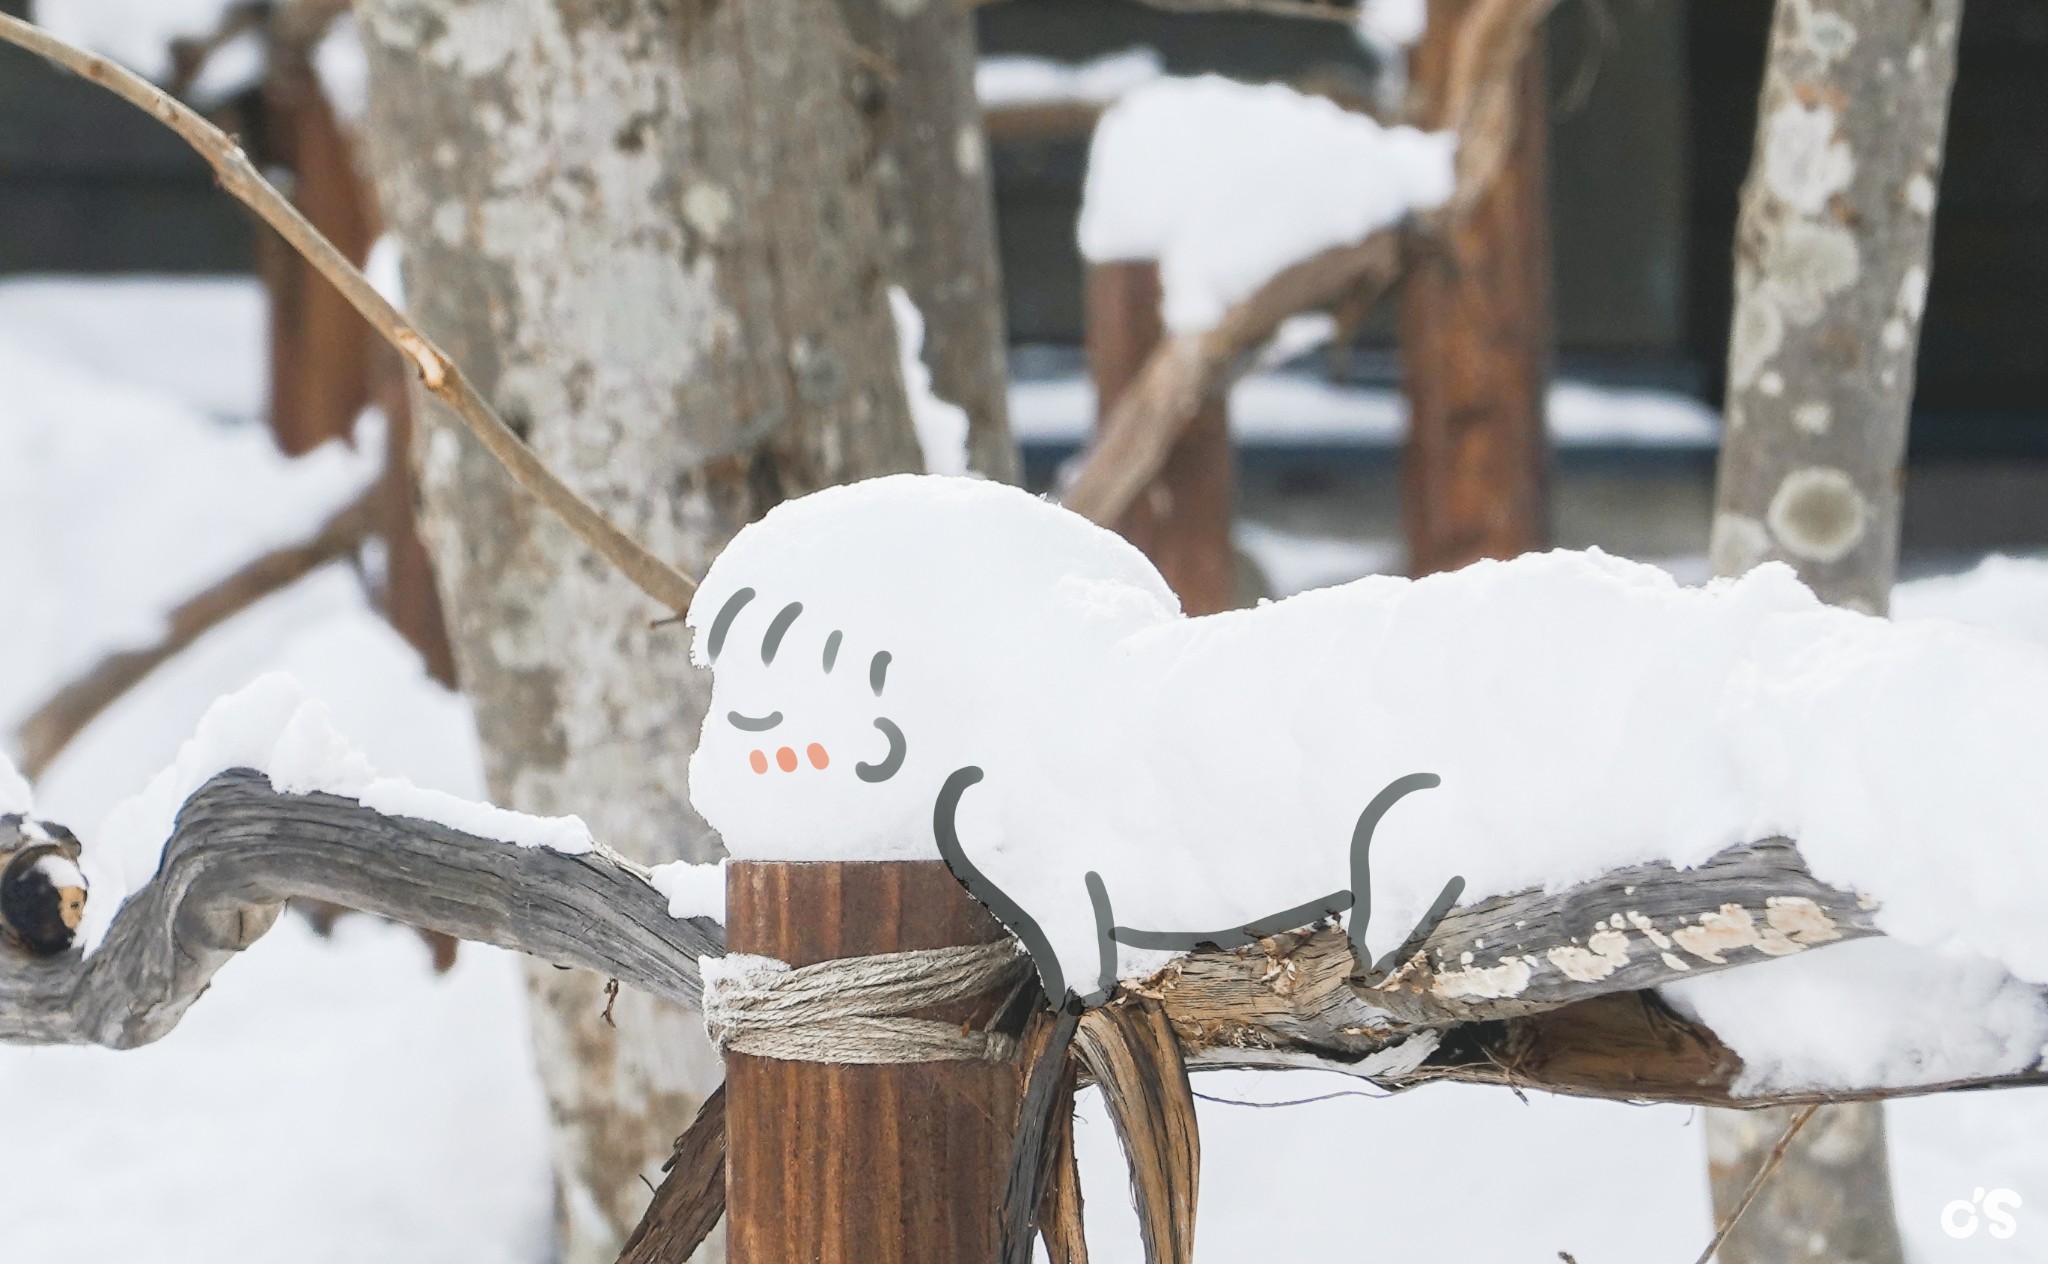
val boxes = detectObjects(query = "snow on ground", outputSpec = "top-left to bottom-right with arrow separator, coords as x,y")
1078,77 -> 1454,332
976,47 -> 1164,108
1010,369 -> 1721,448
5,277 -> 2047,1262
0,276 -> 551,1264
29,0 -> 242,83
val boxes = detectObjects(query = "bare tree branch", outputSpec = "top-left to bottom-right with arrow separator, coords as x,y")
617,1084 -> 728,1264
0,15 -> 699,616
0,769 -> 721,1048
13,491 -> 380,780
3,774 -> 2041,1111
1060,0 -> 1559,528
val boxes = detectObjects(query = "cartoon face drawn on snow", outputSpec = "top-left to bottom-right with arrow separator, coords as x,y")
688,474 -> 1462,1009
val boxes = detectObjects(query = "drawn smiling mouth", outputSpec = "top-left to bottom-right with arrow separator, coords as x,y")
856,718 -> 906,783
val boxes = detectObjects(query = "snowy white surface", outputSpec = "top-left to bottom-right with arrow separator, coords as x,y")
1078,76 -> 1454,331
689,474 -> 2048,1068
1355,0 -> 1427,48
0,749 -> 32,816
976,47 -> 1164,108
1008,370 -> 1721,448
0,277 -> 551,1263
3,278 -> 2044,1263
888,286 -> 972,477
650,858 -> 728,923
30,0 -> 240,81
314,14 -> 371,126
1667,939 -> 2048,1095
79,672 -> 593,953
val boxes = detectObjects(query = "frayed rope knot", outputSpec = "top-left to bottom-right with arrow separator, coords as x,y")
702,940 -> 1029,1064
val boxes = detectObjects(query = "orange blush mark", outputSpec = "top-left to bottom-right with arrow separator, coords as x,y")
748,750 -> 768,775
776,746 -> 799,772
807,743 -> 829,770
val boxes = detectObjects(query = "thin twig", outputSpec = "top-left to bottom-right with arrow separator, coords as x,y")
13,488 -> 381,778
1190,1088 -> 1384,1108
0,14 -> 698,616
1691,1104 -> 1820,1264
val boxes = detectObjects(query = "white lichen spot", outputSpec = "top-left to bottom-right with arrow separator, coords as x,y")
1459,950 -> 1474,965
1908,42 -> 1928,73
1900,265 -> 1930,322
1905,172 -> 1937,216
1729,289 -> 1786,390
1671,904 -> 1763,965
1548,929 -> 1631,983
1758,370 -> 1786,398
1709,512 -> 1773,576
682,183 -> 736,242
1763,101 -> 1854,216
432,200 -> 467,247
1882,317 -> 1910,352
1802,9 -> 1857,62
955,124 -> 985,178
1660,950 -> 1692,972
1431,955 -> 1534,1002
1625,910 -> 1673,950
1793,401 -> 1832,435
1765,220 -> 1862,323
1671,903 -> 1809,963
1765,896 -> 1844,945
883,0 -> 928,13
1767,466 -> 1867,563
1881,368 -> 1899,390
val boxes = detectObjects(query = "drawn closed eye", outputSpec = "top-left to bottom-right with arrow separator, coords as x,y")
728,710 -> 784,732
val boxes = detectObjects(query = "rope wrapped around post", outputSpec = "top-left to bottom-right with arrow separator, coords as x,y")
702,939 -> 1030,1064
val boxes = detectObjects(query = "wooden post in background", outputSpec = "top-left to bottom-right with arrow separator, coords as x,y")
724,862 -> 1025,1263
1087,261 -> 1238,614
1398,0 -> 1552,576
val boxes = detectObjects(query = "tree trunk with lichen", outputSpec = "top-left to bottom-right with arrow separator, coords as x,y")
1708,0 -> 1962,612
348,0 -> 954,1257
1705,2 -> 1962,1261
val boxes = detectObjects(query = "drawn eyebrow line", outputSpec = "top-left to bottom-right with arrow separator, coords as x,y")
869,650 -> 891,696
728,710 -> 783,732
822,630 -> 843,673
706,588 -> 756,662
762,602 -> 803,664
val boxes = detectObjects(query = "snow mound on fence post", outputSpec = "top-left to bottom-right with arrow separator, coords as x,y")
1077,75 -> 1455,332
685,474 -> 2048,1029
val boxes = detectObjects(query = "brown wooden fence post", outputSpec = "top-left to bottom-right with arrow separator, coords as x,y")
1087,260 -> 1238,614
723,860 -> 1026,1263
1398,0 -> 1552,576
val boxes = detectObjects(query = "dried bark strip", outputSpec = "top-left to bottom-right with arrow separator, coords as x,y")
1072,999 -> 1200,1264
616,1084 -> 729,1264
1000,1008 -> 1082,1264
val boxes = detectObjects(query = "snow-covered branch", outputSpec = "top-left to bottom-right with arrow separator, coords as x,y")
1060,0 -> 1557,528
0,769 -> 722,1048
